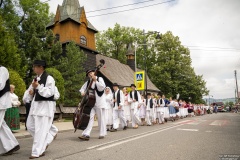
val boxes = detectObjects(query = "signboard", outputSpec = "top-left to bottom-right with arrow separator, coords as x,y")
134,71 -> 145,90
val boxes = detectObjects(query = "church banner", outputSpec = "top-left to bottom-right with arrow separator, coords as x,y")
134,71 -> 145,90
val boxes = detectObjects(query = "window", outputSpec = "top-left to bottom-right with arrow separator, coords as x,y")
55,34 -> 60,42
80,35 -> 87,46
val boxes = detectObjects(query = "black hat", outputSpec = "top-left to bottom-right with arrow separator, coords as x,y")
33,60 -> 46,67
130,84 -> 136,88
112,83 -> 119,87
86,69 -> 94,77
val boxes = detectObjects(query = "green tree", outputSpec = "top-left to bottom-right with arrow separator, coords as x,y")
96,23 -> 143,64
56,42 -> 86,106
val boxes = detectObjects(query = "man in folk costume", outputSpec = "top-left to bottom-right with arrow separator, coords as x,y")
156,93 -> 165,124
0,65 -> 20,156
78,69 -> 107,140
145,93 -> 154,126
128,84 -> 142,128
24,60 -> 56,159
110,83 -> 127,132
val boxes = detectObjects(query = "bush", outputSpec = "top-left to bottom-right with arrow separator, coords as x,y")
9,69 -> 26,103
46,68 -> 65,104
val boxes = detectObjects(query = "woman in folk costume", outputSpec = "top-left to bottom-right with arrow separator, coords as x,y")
0,65 -> 20,156
138,94 -> 146,125
168,97 -> 176,122
174,99 -> 180,120
4,84 -> 21,131
151,94 -> 157,124
128,84 -> 142,129
156,93 -> 165,124
122,87 -> 131,126
178,99 -> 184,119
162,95 -> 170,122
110,83 -> 127,132
183,100 -> 188,118
104,86 -> 113,131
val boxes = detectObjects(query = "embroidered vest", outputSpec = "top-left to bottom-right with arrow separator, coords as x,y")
145,98 -> 153,108
86,77 -> 104,97
130,90 -> 138,101
113,90 -> 120,106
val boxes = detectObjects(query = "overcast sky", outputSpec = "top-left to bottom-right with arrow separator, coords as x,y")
44,0 -> 240,99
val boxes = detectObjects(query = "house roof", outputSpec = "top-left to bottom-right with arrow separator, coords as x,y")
46,1 -> 98,32
96,54 -> 160,92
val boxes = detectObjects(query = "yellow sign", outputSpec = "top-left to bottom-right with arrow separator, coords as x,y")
134,71 -> 145,90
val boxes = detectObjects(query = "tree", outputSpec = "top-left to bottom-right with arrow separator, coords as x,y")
56,42 -> 86,106
0,15 -> 23,75
96,23 -> 143,64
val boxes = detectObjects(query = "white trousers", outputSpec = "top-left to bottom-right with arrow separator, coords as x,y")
146,109 -> 154,125
112,109 -> 127,129
0,109 -> 19,154
130,108 -> 141,127
27,115 -> 53,157
156,111 -> 164,123
82,107 -> 107,137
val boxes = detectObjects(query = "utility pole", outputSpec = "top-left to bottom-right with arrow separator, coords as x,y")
234,70 -> 239,103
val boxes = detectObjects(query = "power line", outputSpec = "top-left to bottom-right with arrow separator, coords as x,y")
86,0 -> 158,13
87,0 -> 175,18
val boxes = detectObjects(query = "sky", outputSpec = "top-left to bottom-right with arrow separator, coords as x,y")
43,0 -> 240,99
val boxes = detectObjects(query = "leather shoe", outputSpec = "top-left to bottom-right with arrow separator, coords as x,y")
2,145 -> 20,156
110,129 -> 117,132
123,126 -> 127,130
29,152 -> 45,159
78,135 -> 90,141
99,136 -> 104,139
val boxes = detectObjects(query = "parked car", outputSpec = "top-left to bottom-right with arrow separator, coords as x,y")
212,102 -> 225,112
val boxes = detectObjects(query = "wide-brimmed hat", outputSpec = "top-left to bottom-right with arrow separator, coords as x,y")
130,84 -> 136,88
86,69 -> 95,77
33,60 -> 46,67
112,83 -> 119,87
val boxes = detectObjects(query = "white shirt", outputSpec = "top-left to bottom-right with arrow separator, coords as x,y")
10,92 -> 21,107
26,74 -> 56,118
105,93 -> 113,109
0,66 -> 11,110
79,76 -> 106,108
128,90 -> 141,109
113,89 -> 124,110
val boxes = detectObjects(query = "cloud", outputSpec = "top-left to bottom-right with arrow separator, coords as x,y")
44,0 -> 240,99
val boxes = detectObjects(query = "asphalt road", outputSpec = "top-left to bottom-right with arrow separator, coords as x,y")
2,112 -> 240,160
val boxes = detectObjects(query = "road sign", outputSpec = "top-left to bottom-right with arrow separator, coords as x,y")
134,71 -> 145,90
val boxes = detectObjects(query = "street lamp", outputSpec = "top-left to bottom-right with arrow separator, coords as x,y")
208,95 -> 213,106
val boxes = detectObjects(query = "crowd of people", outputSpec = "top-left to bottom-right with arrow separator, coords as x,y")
0,60 -> 228,159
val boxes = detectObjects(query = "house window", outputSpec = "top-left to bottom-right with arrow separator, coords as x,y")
55,34 -> 60,42
80,35 -> 87,46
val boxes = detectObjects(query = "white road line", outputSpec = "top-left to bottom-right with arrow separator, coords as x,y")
209,120 -> 224,126
96,124 -> 184,151
173,120 -> 193,125
87,124 -> 182,150
187,120 -> 206,125
177,128 -> 199,132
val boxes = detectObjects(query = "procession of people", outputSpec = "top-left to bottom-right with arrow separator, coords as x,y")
0,60 -> 216,159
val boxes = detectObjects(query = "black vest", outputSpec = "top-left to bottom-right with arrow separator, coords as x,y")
130,90 -> 138,101
157,98 -> 163,105
0,66 -> 10,97
34,71 -> 55,101
86,77 -> 104,97
113,90 -> 120,106
145,98 -> 153,108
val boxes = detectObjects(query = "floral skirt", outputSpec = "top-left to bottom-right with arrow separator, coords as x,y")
4,107 -> 20,130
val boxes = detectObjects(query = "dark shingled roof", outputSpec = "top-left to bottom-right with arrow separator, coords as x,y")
46,1 -> 97,32
96,54 -> 160,92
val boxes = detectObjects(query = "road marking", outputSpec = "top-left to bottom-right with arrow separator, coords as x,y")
187,120 -> 206,125
205,130 -> 212,133
177,128 -> 198,132
173,120 -> 194,125
95,124 -> 184,151
209,120 -> 228,126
